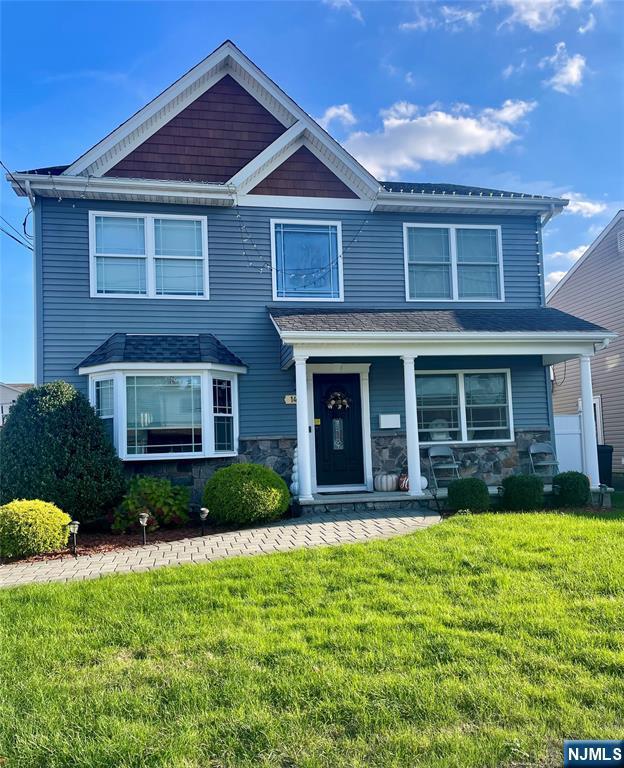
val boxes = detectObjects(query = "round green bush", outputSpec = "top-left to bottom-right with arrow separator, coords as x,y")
0,382 -> 127,524
0,500 -> 70,559
447,477 -> 490,512
553,471 -> 590,507
113,475 -> 190,533
203,463 -> 290,526
501,474 -> 544,511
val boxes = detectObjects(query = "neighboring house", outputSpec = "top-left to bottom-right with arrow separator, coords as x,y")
0,383 -> 32,425
548,210 -> 624,479
7,41 -> 615,505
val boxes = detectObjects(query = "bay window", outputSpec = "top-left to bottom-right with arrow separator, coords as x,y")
271,219 -> 343,301
90,212 -> 208,298
415,370 -> 513,444
89,368 -> 239,459
404,224 -> 503,301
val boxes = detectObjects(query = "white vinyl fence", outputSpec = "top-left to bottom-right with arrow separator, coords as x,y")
554,414 -> 584,473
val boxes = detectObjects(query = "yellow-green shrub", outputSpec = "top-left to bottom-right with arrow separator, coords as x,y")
203,464 -> 290,526
0,500 -> 70,559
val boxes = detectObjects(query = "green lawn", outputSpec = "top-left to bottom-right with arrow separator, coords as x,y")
1,510 -> 623,768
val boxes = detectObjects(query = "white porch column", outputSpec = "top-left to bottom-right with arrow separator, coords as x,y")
580,354 -> 600,486
294,354 -> 313,500
402,355 -> 422,496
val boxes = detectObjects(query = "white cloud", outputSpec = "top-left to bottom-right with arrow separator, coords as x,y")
578,12 -> 596,32
316,104 -> 357,131
344,99 -> 537,178
497,0 -> 583,31
400,4 -> 480,31
321,0 -> 363,22
562,191 -> 607,216
540,42 -> 587,93
502,58 -> 527,78
545,270 -> 568,293
547,244 -> 588,261
440,5 -> 481,26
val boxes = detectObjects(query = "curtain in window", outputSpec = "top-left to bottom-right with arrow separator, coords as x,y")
407,227 -> 452,299
275,223 -> 340,298
416,374 -> 461,442
126,376 -> 202,454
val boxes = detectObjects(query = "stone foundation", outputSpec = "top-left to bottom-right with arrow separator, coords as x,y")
124,431 -> 551,505
124,438 -> 297,507
371,430 -> 552,486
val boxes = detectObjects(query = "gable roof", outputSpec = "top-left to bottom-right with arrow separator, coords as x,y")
77,333 -> 245,370
547,209 -> 624,300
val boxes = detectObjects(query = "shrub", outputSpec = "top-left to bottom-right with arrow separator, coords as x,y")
447,478 -> 490,513
203,463 -> 290,527
0,500 -> 70,559
113,476 -> 190,533
553,471 -> 590,507
501,474 -> 544,511
0,382 -> 126,524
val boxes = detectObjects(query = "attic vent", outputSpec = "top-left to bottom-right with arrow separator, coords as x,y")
617,230 -> 624,253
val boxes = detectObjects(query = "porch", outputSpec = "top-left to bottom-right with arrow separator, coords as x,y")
270,307 -> 615,503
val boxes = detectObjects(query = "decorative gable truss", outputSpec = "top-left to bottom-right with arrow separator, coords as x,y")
58,41 -> 379,204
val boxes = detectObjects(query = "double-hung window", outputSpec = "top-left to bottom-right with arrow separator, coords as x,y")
88,369 -> 239,459
90,212 -> 208,298
271,219 -> 343,301
415,370 -> 513,444
404,224 -> 503,301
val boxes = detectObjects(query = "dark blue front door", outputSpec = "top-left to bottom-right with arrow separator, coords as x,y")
313,373 -> 364,487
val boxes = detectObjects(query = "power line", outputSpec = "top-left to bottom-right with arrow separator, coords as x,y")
0,226 -> 33,251
0,158 -> 29,199
0,215 -> 27,243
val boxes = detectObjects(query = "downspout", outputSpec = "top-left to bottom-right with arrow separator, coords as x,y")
24,179 -> 36,208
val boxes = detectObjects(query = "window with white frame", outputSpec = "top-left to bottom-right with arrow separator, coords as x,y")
89,369 -> 239,459
90,213 -> 208,298
271,220 -> 343,300
94,378 -> 115,444
416,370 -> 512,443
404,224 -> 503,301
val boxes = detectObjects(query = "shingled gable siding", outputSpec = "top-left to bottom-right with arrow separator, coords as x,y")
249,146 -> 358,198
38,198 -> 546,440
105,75 -> 286,182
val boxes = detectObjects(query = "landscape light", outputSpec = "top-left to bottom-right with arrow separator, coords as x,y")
68,520 -> 80,556
138,512 -> 149,545
199,507 -> 209,536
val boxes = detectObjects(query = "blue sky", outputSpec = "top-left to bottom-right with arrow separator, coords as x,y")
1,0 -> 622,382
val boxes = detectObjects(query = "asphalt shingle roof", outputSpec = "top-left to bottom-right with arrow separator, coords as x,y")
269,307 -> 609,335
379,182 -> 557,200
77,333 -> 245,369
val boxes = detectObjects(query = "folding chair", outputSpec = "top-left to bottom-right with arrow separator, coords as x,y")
529,442 -> 559,479
428,445 -> 461,490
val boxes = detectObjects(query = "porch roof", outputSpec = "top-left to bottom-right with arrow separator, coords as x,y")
270,307 -> 616,366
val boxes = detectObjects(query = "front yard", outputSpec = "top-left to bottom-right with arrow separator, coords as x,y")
1,508 -> 623,768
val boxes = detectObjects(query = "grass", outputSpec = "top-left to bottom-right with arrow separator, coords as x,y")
1,509 -> 623,768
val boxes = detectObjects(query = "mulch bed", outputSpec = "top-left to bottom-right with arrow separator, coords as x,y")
3,524 -> 227,565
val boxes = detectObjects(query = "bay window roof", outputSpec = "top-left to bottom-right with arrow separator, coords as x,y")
77,333 -> 245,371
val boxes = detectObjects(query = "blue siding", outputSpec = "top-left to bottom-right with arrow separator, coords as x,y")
38,197 -> 547,438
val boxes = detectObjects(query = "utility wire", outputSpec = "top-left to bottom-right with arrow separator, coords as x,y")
0,215 -> 28,243
0,226 -> 33,251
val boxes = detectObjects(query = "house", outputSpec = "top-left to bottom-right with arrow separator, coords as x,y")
547,210 -> 624,482
0,383 -> 32,426
7,41 -> 615,507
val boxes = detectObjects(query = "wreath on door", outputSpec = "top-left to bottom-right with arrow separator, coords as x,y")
325,391 -> 351,411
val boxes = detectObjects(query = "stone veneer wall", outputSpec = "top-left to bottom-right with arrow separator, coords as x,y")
125,438 -> 297,506
125,432 -> 550,505
371,430 -> 552,486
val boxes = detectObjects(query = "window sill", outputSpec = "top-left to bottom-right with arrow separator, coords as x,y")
420,439 -> 514,447
122,451 -> 238,461
272,295 -> 344,303
90,293 -> 209,300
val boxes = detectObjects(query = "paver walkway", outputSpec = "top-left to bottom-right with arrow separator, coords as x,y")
0,506 -> 440,588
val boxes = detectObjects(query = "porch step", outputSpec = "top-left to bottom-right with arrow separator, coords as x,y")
297,490 -> 434,515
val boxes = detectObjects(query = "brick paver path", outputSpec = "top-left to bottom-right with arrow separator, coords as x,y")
0,507 -> 440,589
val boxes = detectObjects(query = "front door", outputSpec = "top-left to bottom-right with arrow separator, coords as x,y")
313,373 -> 364,487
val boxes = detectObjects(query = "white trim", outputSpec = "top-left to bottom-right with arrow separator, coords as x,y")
305,363 -> 373,494
87,367 -> 241,461
577,393 -> 604,445
88,211 -> 209,299
547,209 -> 624,300
80,361 -> 246,375
270,218 -> 344,302
414,368 -> 515,446
238,194 -> 372,210
403,223 -> 505,302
